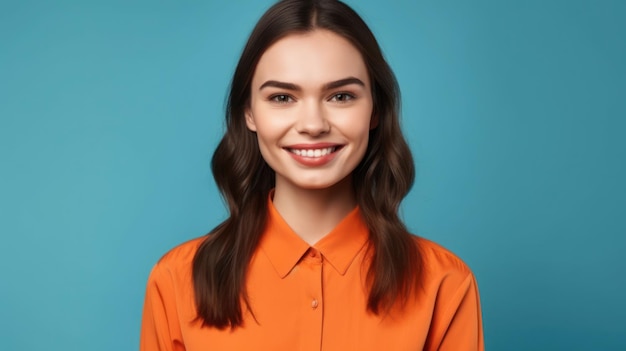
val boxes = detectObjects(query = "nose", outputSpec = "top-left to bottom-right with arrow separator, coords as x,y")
295,100 -> 330,136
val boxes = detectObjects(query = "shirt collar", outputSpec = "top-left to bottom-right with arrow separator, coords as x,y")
258,195 -> 370,278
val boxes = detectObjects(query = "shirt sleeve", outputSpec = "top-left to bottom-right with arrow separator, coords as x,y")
140,263 -> 185,351
428,272 -> 484,351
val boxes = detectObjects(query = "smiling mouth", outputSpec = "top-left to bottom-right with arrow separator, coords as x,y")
285,146 -> 343,158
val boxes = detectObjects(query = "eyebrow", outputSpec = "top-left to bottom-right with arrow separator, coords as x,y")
259,77 -> 365,91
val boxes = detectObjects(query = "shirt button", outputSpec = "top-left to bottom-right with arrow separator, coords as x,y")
311,299 -> 319,309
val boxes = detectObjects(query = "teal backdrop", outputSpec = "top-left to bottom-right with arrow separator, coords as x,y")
1,0 -> 624,350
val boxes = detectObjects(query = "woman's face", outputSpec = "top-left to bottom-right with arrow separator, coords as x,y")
246,29 -> 374,191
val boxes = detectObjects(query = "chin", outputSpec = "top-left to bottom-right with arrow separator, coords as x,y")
292,181 -> 337,190
289,174 -> 352,192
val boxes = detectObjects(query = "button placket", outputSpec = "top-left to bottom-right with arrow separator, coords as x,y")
299,247 -> 324,350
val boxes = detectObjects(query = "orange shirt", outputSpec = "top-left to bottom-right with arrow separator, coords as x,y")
141,200 -> 484,351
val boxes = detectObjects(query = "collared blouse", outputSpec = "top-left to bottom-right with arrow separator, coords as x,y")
140,199 -> 484,350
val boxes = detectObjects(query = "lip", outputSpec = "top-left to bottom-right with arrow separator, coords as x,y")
284,142 -> 342,149
283,143 -> 344,167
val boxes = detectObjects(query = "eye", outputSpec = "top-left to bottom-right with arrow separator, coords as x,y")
329,93 -> 355,103
269,94 -> 294,104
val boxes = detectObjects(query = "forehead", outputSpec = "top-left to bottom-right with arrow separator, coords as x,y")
252,29 -> 370,88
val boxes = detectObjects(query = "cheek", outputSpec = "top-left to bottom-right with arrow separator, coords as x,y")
249,106 -> 288,141
338,107 -> 373,140
254,118 -> 288,144
251,120 -> 292,167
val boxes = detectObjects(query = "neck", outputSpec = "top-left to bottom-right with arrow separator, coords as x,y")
272,177 -> 356,246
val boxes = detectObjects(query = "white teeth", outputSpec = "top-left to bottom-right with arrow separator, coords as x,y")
289,147 -> 336,158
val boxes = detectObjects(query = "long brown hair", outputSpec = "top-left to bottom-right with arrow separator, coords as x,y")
193,0 -> 422,329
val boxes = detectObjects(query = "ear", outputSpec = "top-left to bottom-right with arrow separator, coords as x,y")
245,107 -> 257,132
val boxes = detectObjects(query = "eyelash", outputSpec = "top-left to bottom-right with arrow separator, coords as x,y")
269,94 -> 294,104
329,92 -> 355,103
268,93 -> 356,104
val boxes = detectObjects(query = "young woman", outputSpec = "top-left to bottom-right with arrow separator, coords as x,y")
140,1 -> 484,350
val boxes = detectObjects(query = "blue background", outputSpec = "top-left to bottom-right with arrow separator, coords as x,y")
1,0 -> 624,350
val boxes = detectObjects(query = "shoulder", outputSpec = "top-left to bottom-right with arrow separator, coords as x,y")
149,236 -> 207,282
414,236 -> 472,275
142,237 -> 208,334
412,236 -> 476,290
